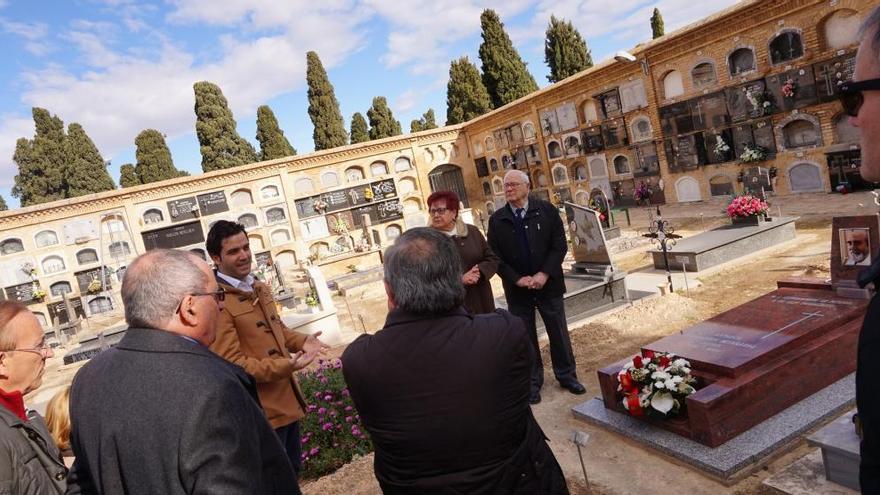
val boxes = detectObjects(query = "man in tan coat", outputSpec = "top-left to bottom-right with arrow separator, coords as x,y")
206,221 -> 328,486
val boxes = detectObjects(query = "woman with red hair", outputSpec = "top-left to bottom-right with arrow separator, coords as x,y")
427,191 -> 499,314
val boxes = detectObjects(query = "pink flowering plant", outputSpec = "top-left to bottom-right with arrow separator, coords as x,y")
297,359 -> 372,479
726,194 -> 769,219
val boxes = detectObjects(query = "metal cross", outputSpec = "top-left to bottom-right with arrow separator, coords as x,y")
643,207 -> 682,291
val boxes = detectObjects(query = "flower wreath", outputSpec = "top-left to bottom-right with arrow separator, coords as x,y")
618,350 -> 697,418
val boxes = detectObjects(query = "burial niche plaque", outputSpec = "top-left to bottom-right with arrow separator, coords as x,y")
141,221 -> 205,251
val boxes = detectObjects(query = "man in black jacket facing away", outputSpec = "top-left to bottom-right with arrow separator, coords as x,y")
342,228 -> 568,494
488,169 -> 585,404
66,249 -> 296,494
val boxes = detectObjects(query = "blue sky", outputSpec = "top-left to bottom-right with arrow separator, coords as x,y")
0,0 -> 738,208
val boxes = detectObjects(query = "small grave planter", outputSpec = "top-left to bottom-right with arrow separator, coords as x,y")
731,215 -> 764,227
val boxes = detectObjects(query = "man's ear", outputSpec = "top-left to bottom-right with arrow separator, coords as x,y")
384,281 -> 397,311
178,296 -> 199,327
0,352 -> 9,378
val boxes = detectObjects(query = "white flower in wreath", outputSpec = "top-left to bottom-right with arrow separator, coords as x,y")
650,391 -> 675,414
654,381 -> 666,389
651,370 -> 670,381
673,358 -> 690,368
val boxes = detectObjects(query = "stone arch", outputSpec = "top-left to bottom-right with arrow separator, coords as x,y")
776,113 -> 823,150
108,241 -> 131,258
582,100 -> 599,123
551,163 -> 569,185
691,60 -> 717,88
265,207 -> 286,224
309,241 -> 330,258
573,163 -> 588,181
819,9 -> 861,50
727,46 -> 756,76
345,166 -> 365,182
588,155 -> 608,179
522,122 -> 537,140
50,281 -> 72,297
385,224 -> 402,242
563,134 -> 581,156
547,140 -> 562,159
492,177 -> 504,194
768,29 -> 804,65
484,201 -> 496,216
708,174 -> 735,196
629,116 -> 653,142
675,176 -> 702,202
34,230 -> 59,248
230,188 -> 253,207
482,181 -> 492,196
88,296 -> 113,315
275,250 -> 297,273
238,213 -> 258,228
427,164 -> 469,207
403,197 -> 422,214
394,156 -> 412,172
101,214 -> 127,235
662,70 -> 684,99
260,185 -> 280,200
574,190 -> 589,206
787,161 -> 824,193
485,136 -> 495,152
370,160 -> 389,176
612,154 -> 631,175
270,228 -> 292,246
321,171 -> 340,188
0,238 -> 24,255
294,177 -> 314,195
533,170 -> 549,188
398,176 -> 417,195
41,255 -> 66,274
142,208 -> 164,225
76,248 -> 98,265
489,158 -> 499,171
249,234 -> 265,251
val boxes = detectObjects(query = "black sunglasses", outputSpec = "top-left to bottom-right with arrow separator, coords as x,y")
839,78 -> 880,117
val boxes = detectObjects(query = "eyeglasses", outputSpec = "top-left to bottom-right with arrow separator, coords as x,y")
6,340 -> 51,357
190,290 -> 225,303
429,207 -> 451,215
838,78 -> 880,117
503,182 -> 526,189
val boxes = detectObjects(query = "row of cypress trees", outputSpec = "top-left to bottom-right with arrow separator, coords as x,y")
8,9 -> 665,208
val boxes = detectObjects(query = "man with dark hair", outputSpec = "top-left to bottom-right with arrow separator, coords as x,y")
850,6 -> 880,492
206,221 -> 327,489
67,250 -> 296,494
342,228 -> 568,494
488,170 -> 585,405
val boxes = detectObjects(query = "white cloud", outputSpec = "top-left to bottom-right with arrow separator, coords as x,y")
0,18 -> 52,56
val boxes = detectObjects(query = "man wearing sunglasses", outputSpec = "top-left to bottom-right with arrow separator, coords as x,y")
853,7 -> 880,494
206,220 -> 328,489
67,249 -> 296,494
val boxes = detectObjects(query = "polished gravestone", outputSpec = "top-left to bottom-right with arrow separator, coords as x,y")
584,214 -> 875,471
650,216 -> 797,272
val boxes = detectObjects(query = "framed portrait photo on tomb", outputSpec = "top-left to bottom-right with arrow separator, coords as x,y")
831,216 -> 880,286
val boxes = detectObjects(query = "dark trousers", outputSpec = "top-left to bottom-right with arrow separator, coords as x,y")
508,295 -> 578,394
275,421 -> 303,494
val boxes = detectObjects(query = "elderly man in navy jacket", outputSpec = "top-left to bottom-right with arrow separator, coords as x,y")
342,228 -> 568,494
488,169 -> 585,405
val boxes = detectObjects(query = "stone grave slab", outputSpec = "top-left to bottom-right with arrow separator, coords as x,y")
597,280 -> 866,447
650,216 -> 797,271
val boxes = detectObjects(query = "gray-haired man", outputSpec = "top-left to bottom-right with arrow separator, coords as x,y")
67,249 -> 296,494
342,228 -> 568,494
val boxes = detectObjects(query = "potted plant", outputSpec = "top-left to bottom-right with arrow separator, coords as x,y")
305,291 -> 320,313
726,194 -> 770,226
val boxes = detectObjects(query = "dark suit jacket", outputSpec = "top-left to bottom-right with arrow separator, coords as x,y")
859,289 -> 880,493
487,198 -> 568,306
342,307 -> 568,494
66,327 -> 296,495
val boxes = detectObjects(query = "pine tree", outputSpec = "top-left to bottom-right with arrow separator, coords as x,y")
651,8 -> 665,39
306,51 -> 348,151
256,105 -> 296,160
367,97 -> 402,140
446,57 -> 493,125
350,112 -> 369,144
478,9 -> 539,108
0,195 -> 7,211
135,129 -> 184,184
12,108 -> 67,206
65,123 -> 116,197
193,81 -> 257,172
119,164 -> 140,188
545,16 -> 593,83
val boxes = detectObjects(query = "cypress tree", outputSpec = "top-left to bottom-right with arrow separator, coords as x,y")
651,8 -> 665,39
119,164 -> 140,188
0,195 -> 7,211
367,97 -> 402,140
65,123 -> 116,197
478,9 -> 538,108
410,119 -> 422,133
446,57 -> 493,125
306,51 -> 348,150
12,108 -> 67,206
350,112 -> 369,144
545,16 -> 593,83
135,129 -> 183,184
410,109 -> 438,133
256,105 -> 296,160
193,81 -> 257,172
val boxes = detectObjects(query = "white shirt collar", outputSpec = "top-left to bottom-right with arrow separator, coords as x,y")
217,271 -> 255,292
509,200 -> 529,215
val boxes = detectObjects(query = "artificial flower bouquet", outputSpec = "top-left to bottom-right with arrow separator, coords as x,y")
617,350 -> 697,419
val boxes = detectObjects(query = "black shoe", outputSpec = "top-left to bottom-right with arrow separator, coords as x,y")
561,381 -> 586,395
529,392 -> 542,404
